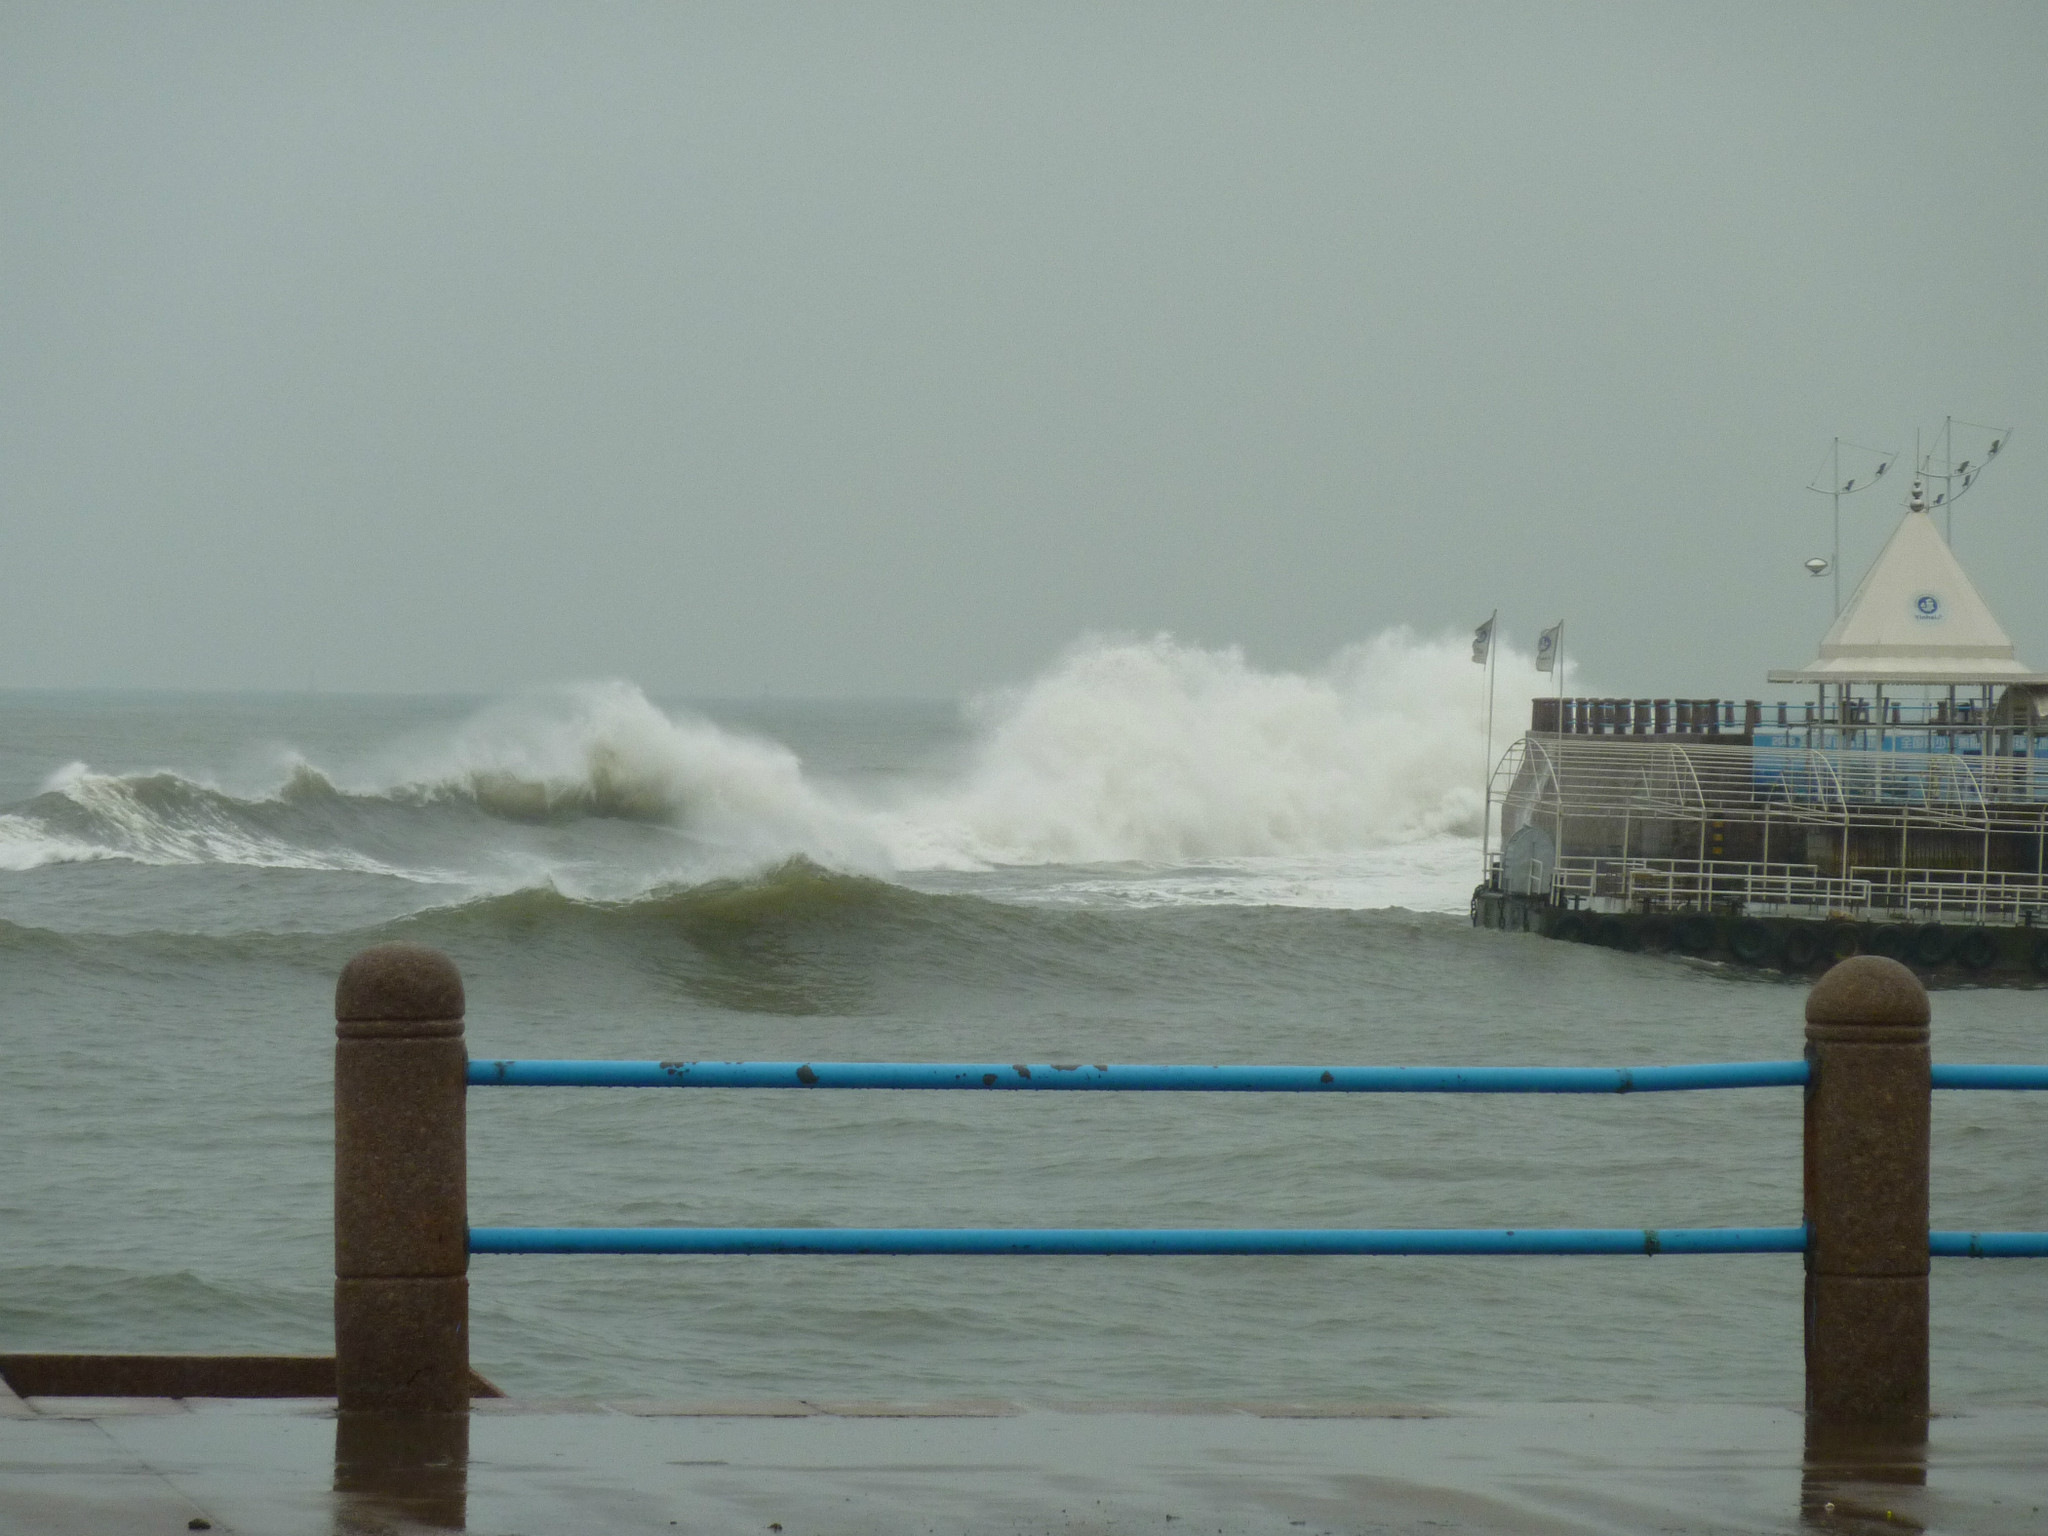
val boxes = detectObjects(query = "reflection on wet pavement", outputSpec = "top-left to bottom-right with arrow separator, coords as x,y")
334,1412 -> 468,1533
1802,1418 -> 1927,1534
4,1395 -> 2046,1533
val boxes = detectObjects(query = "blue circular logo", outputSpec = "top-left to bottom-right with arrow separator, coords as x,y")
1915,593 -> 1941,618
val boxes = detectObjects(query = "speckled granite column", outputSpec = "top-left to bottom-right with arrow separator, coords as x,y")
335,944 -> 470,1414
1804,956 -> 1929,1431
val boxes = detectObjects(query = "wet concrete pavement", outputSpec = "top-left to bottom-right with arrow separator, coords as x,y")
4,1373 -> 2045,1535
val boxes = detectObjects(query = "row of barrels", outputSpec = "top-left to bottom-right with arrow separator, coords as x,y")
1547,910 -> 2047,974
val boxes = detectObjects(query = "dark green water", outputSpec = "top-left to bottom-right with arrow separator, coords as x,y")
2,670 -> 2042,1404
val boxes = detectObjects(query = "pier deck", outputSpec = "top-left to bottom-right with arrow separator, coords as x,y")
5,1380 -> 2046,1535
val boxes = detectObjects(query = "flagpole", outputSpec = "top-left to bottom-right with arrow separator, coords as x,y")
1554,624 -> 1565,910
1480,609 -> 1498,882
1831,438 -> 1841,616
1482,610 -> 1499,876
1556,623 -> 1565,741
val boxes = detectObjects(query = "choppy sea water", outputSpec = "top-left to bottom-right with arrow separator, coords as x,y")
3,637 -> 2044,1406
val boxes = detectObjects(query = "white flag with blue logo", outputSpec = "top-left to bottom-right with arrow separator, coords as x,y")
1471,615 -> 1494,665
1534,622 -> 1562,673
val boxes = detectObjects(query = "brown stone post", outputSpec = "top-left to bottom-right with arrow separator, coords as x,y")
1804,956 -> 1930,1430
335,943 -> 470,1414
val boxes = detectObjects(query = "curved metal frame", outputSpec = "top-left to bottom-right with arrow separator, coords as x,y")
1488,733 -> 2048,920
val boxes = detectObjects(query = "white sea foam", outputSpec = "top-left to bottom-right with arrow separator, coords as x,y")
2,631 -> 1557,909
347,681 -> 890,871
18,763 -> 429,877
0,813 -> 119,872
906,836 -> 1486,915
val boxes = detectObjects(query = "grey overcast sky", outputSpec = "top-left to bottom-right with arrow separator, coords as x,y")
3,2 -> 2045,697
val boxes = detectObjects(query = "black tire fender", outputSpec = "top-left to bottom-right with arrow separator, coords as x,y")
1779,924 -> 1820,970
1956,928 -> 1999,972
1673,912 -> 1718,955
1729,918 -> 1778,966
1912,924 -> 1954,967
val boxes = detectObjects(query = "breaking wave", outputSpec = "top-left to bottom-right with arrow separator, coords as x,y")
0,631 -> 1553,905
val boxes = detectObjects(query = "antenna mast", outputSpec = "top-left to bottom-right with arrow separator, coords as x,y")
1805,438 -> 1896,617
1913,417 -> 2011,549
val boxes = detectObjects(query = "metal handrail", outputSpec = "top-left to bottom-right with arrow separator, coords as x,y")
1906,886 -> 2045,922
463,1057 -> 2046,1260
470,1226 -> 1812,1256
468,1226 -> 2048,1257
470,1056 -> 2048,1092
1931,1063 -> 2048,1089
1548,856 -> 1874,911
1623,868 -> 1872,910
467,1059 -> 1811,1092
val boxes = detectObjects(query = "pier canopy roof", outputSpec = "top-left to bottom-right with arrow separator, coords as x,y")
1768,507 -> 2048,685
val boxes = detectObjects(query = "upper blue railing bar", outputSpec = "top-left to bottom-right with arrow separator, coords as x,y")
468,1059 -> 2048,1091
469,1225 -> 1811,1257
470,1226 -> 2048,1257
467,1059 -> 1813,1092
1930,1064 -> 2048,1090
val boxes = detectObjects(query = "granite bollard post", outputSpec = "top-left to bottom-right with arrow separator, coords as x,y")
1804,956 -> 1930,1431
335,943 -> 470,1414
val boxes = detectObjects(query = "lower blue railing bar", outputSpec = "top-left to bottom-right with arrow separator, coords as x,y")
1930,1064 -> 2048,1090
1929,1231 -> 2048,1258
466,1059 -> 1813,1092
469,1225 -> 1811,1256
471,1227 -> 2048,1256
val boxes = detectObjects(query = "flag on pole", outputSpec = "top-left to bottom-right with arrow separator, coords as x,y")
1470,615 -> 1494,665
1535,622 -> 1562,673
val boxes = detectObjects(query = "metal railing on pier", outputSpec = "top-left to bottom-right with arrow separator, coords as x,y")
1896,871 -> 2048,923
1545,853 -> 2048,927
1550,856 -> 1874,914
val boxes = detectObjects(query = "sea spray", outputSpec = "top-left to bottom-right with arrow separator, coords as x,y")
878,630 -> 1553,868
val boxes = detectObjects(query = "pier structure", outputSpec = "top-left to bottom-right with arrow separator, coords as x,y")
1481,497 -> 2048,965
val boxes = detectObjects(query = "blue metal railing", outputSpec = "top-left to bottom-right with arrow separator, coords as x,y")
1931,1063 -> 2048,1090
466,1057 -> 2047,1259
469,1226 -> 1811,1256
467,1059 -> 1812,1092
1930,1231 -> 2048,1257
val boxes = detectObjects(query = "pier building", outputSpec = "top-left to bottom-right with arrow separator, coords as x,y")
1475,493 -> 2048,974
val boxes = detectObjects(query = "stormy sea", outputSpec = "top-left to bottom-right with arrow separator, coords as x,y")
3,634 -> 2042,1404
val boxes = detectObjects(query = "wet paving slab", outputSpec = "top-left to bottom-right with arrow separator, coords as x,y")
2,1383 -> 2045,1535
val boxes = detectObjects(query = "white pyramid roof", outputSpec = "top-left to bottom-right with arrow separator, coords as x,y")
1768,507 -> 2048,684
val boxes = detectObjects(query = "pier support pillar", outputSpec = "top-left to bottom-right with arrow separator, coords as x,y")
1804,957 -> 1929,1432
335,943 -> 470,1413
